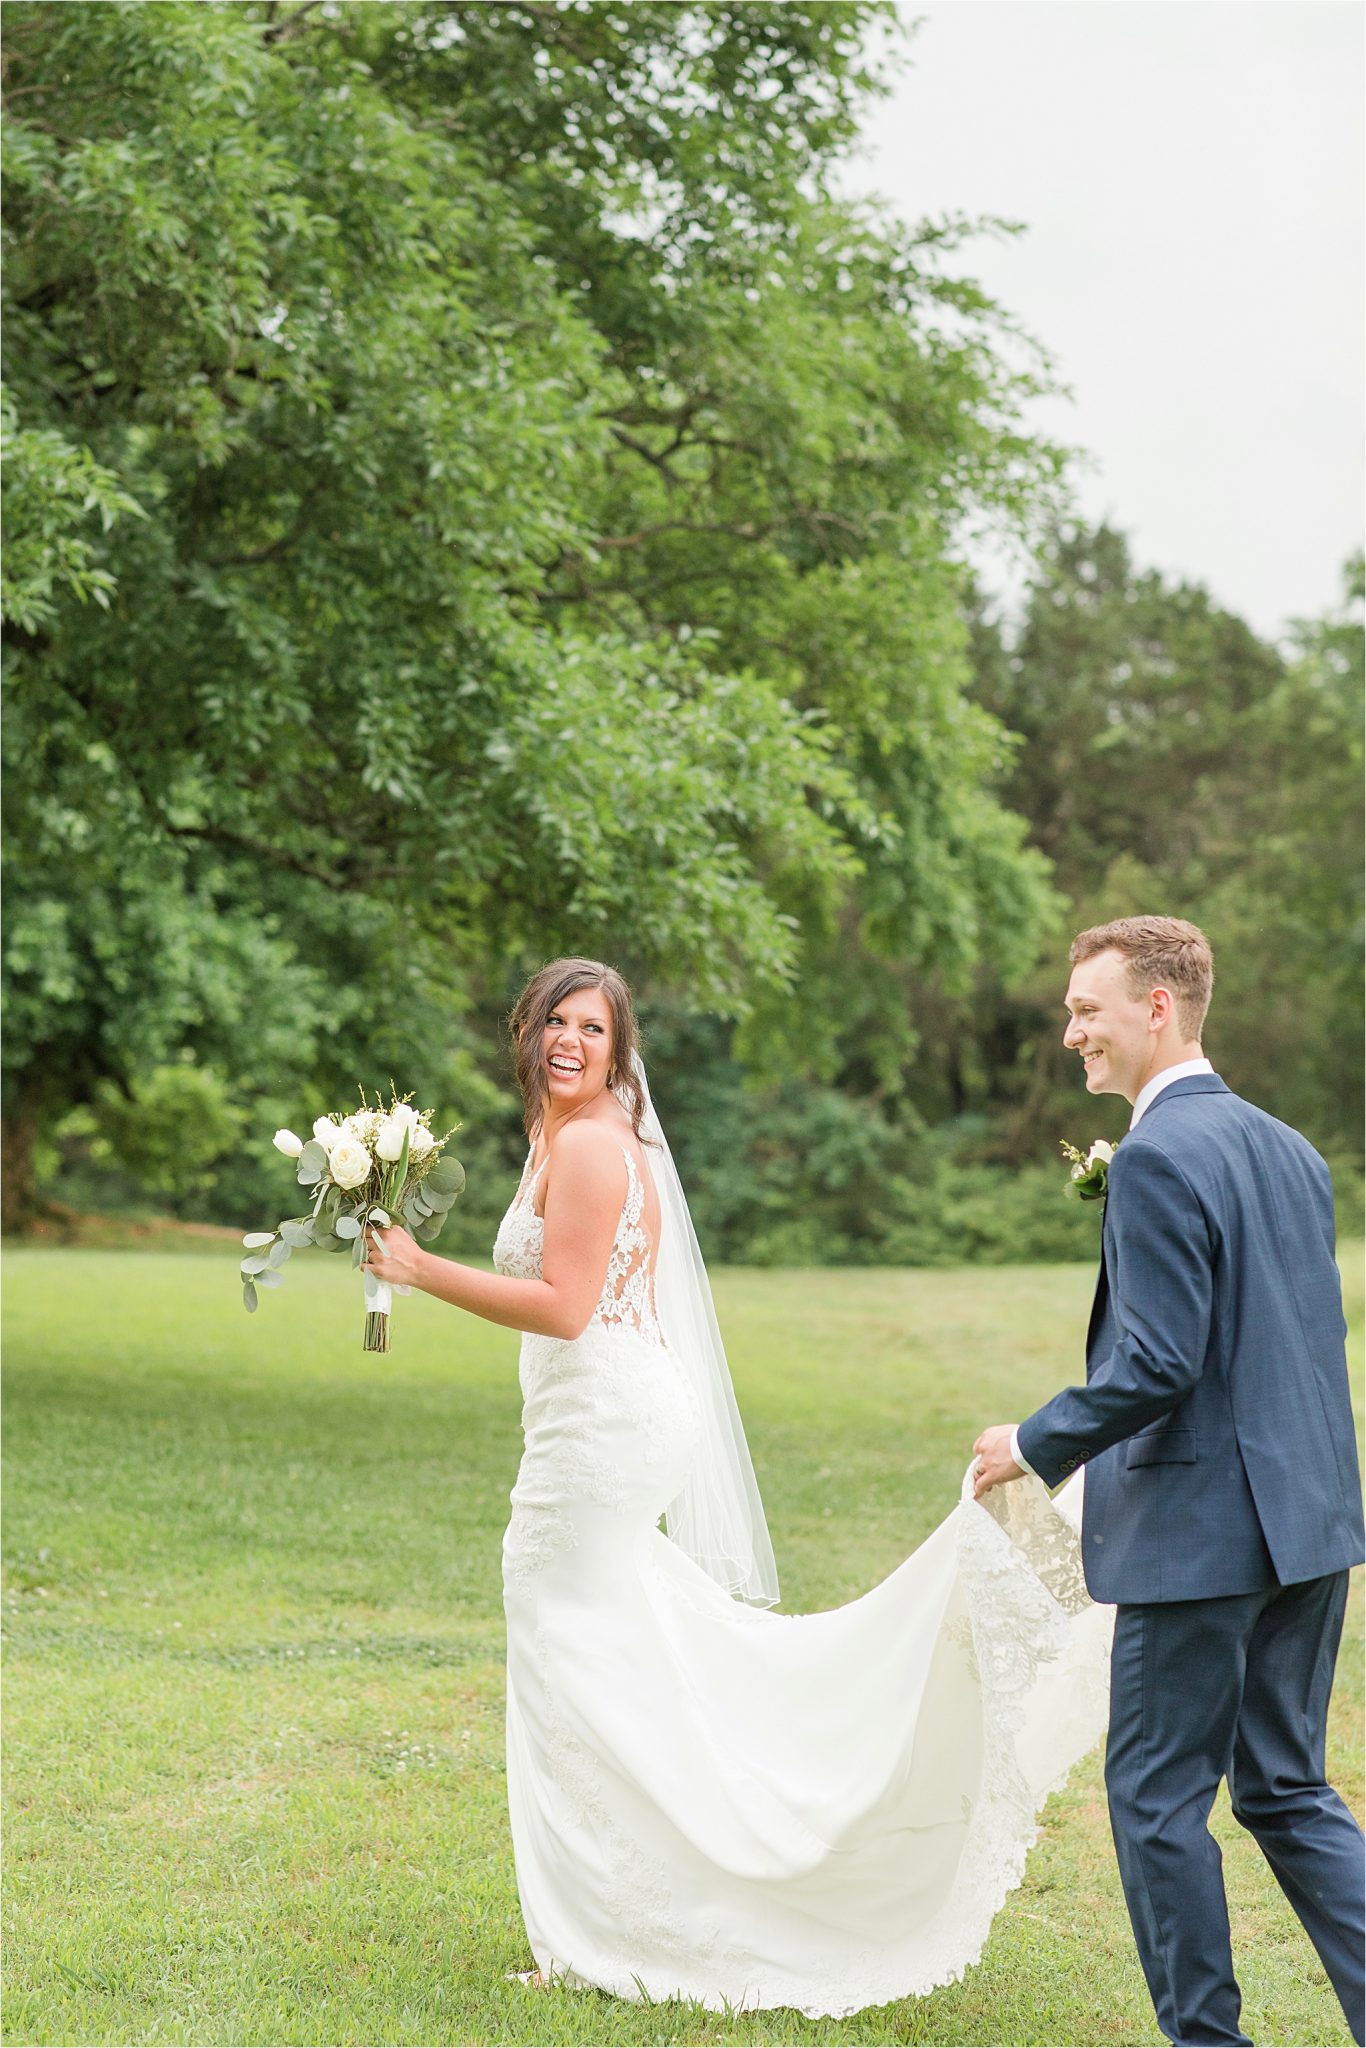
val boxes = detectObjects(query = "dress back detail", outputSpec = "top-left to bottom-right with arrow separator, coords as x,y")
494,1142 -> 662,1345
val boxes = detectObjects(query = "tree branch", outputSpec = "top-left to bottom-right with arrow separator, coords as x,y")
164,821 -> 398,893
262,2 -> 324,46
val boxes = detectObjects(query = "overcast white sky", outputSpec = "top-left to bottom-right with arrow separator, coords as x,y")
841,1 -> 1364,641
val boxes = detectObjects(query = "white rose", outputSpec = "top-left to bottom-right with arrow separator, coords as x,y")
272,1128 -> 304,1158
408,1123 -> 436,1156
390,1102 -> 420,1127
375,1117 -> 406,1162
1087,1139 -> 1115,1168
329,1137 -> 373,1190
313,1117 -> 344,1152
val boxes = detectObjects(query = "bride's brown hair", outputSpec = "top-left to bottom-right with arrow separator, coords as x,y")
508,957 -> 647,1139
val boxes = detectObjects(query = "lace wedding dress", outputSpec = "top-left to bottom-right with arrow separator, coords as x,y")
492,1140 -> 1113,2017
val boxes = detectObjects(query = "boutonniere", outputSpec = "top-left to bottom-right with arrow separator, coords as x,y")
1060,1135 -> 1119,1203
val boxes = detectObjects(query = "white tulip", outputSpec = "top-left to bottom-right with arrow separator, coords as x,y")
375,1117 -> 406,1162
313,1117 -> 344,1152
329,1137 -> 373,1190
1086,1139 -> 1115,1168
409,1123 -> 436,1156
272,1129 -> 304,1158
390,1102 -> 420,1127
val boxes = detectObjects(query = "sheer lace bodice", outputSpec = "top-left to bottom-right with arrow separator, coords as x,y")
493,1142 -> 662,1344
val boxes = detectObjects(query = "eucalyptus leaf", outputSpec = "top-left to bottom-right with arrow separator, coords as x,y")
298,1140 -> 328,1173
240,1255 -> 269,1275
350,1235 -> 365,1269
267,1239 -> 292,1269
242,1282 -> 258,1313
242,1231 -> 275,1248
334,1215 -> 363,1241
296,1160 -> 323,1187
280,1219 -> 313,1247
367,1207 -> 391,1228
392,1123 -> 411,1200
414,1215 -> 442,1242
427,1158 -> 465,1196
256,1268 -> 285,1289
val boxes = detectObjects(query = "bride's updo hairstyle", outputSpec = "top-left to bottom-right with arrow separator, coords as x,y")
508,956 -> 648,1140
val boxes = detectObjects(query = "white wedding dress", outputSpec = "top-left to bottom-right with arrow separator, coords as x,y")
492,1140 -> 1113,2017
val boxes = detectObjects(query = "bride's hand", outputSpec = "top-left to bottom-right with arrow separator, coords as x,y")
363,1221 -> 427,1289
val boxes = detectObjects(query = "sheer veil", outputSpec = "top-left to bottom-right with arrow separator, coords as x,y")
619,1052 -> 780,1608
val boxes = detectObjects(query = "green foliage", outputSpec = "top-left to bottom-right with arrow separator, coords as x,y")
61,1061 -> 247,1202
643,1013 -> 1110,1266
3,0 -> 1066,1229
949,531 -> 1365,1168
10,8 -> 1351,1258
0,389 -> 145,631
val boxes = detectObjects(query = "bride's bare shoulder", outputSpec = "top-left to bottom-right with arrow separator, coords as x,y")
547,1115 -> 631,1175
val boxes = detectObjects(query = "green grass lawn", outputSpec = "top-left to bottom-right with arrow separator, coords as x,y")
4,1245 -> 1362,2048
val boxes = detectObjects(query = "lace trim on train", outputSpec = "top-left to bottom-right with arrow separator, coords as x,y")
617,1479 -> 1110,2016
874,1479 -> 1110,2015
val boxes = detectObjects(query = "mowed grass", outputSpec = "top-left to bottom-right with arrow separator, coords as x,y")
4,1245 -> 1362,2048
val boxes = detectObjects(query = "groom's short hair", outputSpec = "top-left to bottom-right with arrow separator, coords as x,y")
1070,916 -> 1214,1039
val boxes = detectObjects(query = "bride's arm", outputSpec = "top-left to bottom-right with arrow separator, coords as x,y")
363,1121 -> 626,1341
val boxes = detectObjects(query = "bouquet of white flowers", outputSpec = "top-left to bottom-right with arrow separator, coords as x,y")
241,1088 -> 464,1351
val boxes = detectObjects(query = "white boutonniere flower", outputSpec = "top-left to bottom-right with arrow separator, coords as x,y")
1061,1134 -> 1120,1203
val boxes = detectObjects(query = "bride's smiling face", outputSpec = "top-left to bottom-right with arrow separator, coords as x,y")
543,986 -> 614,1111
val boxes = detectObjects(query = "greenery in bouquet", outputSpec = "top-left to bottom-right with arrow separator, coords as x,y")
240,1088 -> 464,1344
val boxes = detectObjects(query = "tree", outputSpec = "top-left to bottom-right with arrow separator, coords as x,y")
955,530 -> 1363,1165
3,1 -> 1065,1225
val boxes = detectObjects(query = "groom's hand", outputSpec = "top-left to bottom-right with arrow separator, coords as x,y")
972,1425 -> 1023,1500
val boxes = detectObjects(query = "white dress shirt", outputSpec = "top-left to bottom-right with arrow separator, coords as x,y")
1008,1057 -> 1217,1480
1129,1056 -> 1215,1129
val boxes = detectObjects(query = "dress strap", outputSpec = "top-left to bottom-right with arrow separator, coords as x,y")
518,1147 -> 549,1210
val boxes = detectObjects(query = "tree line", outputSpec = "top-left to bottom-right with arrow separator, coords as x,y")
4,2 -> 1360,1259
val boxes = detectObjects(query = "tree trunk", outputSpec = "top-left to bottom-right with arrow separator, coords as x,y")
2,1060 -> 56,1234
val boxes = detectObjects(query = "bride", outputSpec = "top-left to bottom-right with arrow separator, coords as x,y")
366,955 -> 1113,2016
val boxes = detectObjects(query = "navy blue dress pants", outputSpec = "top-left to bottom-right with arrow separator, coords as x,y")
1105,1571 -> 1364,2047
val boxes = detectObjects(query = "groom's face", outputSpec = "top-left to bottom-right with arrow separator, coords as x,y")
1063,948 -> 1154,1103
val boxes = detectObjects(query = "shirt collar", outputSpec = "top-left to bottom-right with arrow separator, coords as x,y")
1130,1057 -> 1215,1129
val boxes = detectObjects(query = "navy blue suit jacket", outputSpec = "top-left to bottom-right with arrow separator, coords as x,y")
1017,1075 -> 1364,1604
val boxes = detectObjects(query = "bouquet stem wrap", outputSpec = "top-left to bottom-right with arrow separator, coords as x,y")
362,1268 -> 394,1353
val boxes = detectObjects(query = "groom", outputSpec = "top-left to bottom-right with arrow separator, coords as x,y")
973,915 -> 1365,2048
